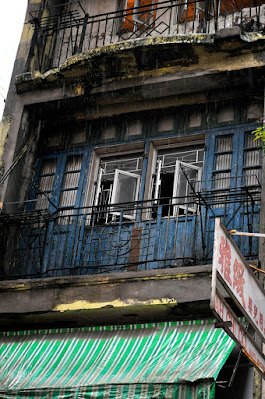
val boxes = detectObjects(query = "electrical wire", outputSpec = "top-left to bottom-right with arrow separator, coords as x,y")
0,124 -> 40,189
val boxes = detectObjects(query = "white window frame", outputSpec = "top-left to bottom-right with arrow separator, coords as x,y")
152,159 -> 202,215
110,169 -> 141,220
172,160 -> 202,215
84,143 -> 145,224
144,136 -> 205,219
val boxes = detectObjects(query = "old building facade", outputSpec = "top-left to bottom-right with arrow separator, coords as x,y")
0,0 -> 265,397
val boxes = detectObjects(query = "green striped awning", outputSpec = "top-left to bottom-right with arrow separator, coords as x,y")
2,383 -> 215,399
0,320 -> 234,399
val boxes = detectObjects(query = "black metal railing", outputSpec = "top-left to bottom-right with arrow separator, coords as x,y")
0,182 -> 261,280
27,0 -> 265,71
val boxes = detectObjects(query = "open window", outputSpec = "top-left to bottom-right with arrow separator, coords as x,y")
172,161 -> 202,214
150,145 -> 204,217
92,154 -> 143,223
110,170 -> 140,219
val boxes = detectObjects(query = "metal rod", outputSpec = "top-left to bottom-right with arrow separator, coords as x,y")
228,351 -> 241,388
229,230 -> 265,238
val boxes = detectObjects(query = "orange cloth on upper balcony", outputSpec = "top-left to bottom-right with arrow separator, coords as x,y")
178,0 -> 207,23
177,0 -> 203,23
121,0 -> 158,32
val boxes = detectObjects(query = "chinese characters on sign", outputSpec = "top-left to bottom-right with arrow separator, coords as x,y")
211,218 -> 265,377
214,219 -> 265,342
219,236 -> 232,286
214,294 -> 265,374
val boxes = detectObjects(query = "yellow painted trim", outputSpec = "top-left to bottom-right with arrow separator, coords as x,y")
54,298 -> 177,312
0,116 -> 12,168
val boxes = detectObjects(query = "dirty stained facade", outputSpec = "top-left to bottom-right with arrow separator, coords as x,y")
0,0 -> 265,398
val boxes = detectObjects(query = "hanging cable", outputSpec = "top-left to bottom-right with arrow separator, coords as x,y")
0,122 -> 41,189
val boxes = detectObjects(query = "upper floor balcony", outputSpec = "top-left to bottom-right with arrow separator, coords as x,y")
27,0 -> 265,72
0,120 -> 262,281
0,178 -> 261,280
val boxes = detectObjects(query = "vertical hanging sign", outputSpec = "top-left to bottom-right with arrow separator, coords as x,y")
211,218 -> 265,376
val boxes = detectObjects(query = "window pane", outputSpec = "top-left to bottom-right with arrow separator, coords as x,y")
175,166 -> 198,206
245,132 -> 261,148
40,159 -> 57,175
157,147 -> 204,170
104,157 -> 142,175
59,190 -> 77,207
114,173 -> 138,204
215,153 -> 232,170
245,150 -> 260,167
214,172 -> 231,189
99,180 -> 113,207
58,155 -> 82,209
96,155 -> 143,210
39,175 -> 54,192
35,159 -> 57,209
216,136 -> 233,152
35,194 -> 50,210
62,172 -> 80,189
154,146 -> 204,216
65,155 -> 83,172
244,169 -> 260,186
214,136 -> 233,199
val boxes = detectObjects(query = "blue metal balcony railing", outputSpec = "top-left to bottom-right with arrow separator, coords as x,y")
27,0 -> 265,72
0,183 -> 261,280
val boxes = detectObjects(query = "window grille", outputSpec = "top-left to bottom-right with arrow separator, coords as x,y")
57,155 -> 83,223
213,135 -> 233,190
35,159 -> 57,210
243,132 -> 261,187
58,155 -> 83,208
211,129 -> 262,209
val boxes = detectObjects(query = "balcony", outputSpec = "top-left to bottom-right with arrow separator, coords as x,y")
0,181 -> 261,280
27,0 -> 265,72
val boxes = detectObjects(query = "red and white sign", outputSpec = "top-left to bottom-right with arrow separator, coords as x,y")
211,218 -> 265,377
214,292 -> 265,375
211,218 -> 265,342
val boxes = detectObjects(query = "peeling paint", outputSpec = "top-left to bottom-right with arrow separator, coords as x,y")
54,298 -> 178,312
15,34 -> 213,91
57,34 -> 213,72
17,12 -> 35,59
73,84 -> 85,96
15,33 -> 265,97
254,368 -> 262,398
241,31 -> 265,43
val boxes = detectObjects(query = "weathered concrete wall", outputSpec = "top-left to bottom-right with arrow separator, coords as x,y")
2,30 -> 264,205
15,34 -> 265,94
0,265 -> 213,330
0,0 -> 41,203
13,35 -> 265,125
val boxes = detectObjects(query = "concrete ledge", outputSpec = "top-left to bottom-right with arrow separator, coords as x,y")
0,264 -> 212,291
15,33 -> 214,88
0,265 -> 213,330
